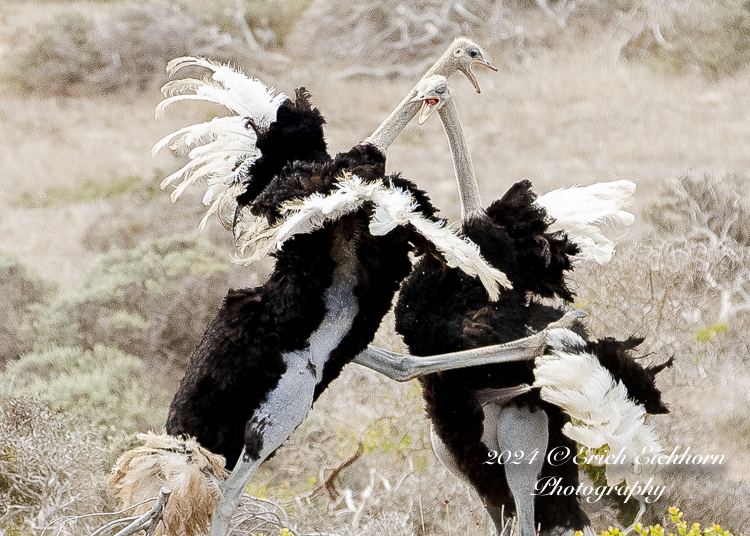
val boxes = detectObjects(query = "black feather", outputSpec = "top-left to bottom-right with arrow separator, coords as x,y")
587,337 -> 670,414
168,87 -> 442,471
396,179 -> 668,533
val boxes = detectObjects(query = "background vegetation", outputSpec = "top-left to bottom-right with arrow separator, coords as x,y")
1,0 -> 750,534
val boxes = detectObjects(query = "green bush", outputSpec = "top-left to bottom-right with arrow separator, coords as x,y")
2,345 -> 165,433
595,506 -> 748,536
5,11 -> 105,96
21,236 -> 230,369
81,195 -> 208,253
243,0 -> 313,48
0,253 -> 56,366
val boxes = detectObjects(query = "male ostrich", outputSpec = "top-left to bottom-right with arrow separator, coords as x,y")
395,76 -> 672,536
110,40 -> 548,536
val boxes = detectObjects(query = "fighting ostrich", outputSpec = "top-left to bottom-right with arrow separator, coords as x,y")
110,40 -> 563,536
395,76 -> 672,536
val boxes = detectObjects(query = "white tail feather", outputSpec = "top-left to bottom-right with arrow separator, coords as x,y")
108,432 -> 228,536
537,180 -> 637,264
154,56 -> 287,222
534,328 -> 662,487
235,175 -> 510,299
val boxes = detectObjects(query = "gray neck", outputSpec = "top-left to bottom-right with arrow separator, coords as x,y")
437,98 -> 484,220
364,49 -> 460,152
364,96 -> 420,153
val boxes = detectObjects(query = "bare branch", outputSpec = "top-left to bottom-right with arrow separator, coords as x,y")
111,487 -> 171,536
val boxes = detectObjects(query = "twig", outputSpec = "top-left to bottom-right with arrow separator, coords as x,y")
419,492 -> 426,536
323,442 -> 364,500
111,487 -> 171,536
89,517 -> 141,536
42,497 -> 159,536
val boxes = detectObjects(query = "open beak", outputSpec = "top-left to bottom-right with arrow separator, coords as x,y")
416,97 -> 440,125
468,59 -> 498,93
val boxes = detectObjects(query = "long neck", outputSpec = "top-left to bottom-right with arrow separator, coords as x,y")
364,49 -> 458,152
438,98 -> 484,221
364,94 -> 421,153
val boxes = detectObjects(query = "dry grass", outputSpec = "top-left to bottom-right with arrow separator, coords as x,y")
2,0 -> 750,533
0,397 -> 117,535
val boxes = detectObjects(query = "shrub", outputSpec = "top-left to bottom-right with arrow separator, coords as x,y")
591,506 -> 749,536
1,345 -> 167,433
6,11 -> 106,96
287,0 -> 556,76
620,0 -> 750,79
21,235 -> 230,370
644,172 -> 750,325
6,3 -> 252,96
573,174 -> 750,531
0,252 -> 56,366
81,195 -> 209,253
575,172 -> 750,343
0,397 -> 117,536
645,172 -> 750,247
242,0 -> 314,48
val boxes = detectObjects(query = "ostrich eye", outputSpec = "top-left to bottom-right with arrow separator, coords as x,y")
436,84 -> 446,94
469,49 -> 479,58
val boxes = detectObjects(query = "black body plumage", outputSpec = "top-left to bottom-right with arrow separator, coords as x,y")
395,181 -> 668,532
167,90 -> 441,469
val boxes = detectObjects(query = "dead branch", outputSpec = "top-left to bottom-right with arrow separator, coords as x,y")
111,487 -> 171,536
323,442 -> 365,500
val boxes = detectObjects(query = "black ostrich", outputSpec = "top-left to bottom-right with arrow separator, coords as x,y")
395,76 -> 672,536
110,41 -> 546,536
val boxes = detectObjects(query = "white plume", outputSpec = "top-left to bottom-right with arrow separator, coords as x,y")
534,328 -> 662,487
157,57 -> 286,122
153,56 -> 287,226
537,180 -> 637,264
236,174 -> 510,300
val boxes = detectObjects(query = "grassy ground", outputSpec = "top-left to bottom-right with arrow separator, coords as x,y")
2,1 -> 750,534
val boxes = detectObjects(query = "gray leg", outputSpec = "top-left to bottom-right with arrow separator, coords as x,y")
481,403 -> 516,534
433,410 -> 514,535
354,310 -> 586,382
498,406 -> 549,536
210,352 -> 319,536
430,425 -> 470,484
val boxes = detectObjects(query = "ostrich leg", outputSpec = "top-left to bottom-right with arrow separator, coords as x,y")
498,405 -> 549,536
211,239 -> 360,536
210,351 -> 320,536
355,310 -> 586,381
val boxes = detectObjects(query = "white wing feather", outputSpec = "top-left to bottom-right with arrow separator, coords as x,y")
153,56 -> 287,224
537,180 -> 637,264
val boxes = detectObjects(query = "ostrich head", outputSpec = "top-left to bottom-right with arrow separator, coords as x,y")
444,37 -> 497,93
410,74 -> 450,124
